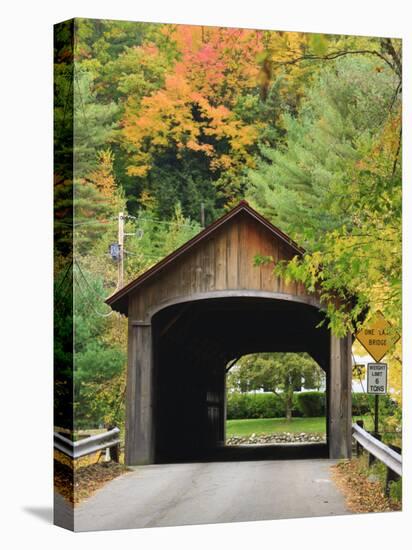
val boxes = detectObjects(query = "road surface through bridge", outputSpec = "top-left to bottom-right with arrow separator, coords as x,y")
74,459 -> 349,531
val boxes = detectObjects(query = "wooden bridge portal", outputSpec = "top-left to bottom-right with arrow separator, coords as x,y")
107,202 -> 352,465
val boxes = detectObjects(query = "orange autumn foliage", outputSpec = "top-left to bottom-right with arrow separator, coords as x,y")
122,26 -> 263,183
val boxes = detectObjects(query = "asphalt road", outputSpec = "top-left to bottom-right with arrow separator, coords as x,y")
74,459 -> 349,531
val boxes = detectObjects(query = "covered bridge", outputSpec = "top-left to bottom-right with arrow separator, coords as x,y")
107,201 -> 352,465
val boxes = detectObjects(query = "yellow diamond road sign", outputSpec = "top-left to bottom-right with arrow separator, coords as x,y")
355,311 -> 400,363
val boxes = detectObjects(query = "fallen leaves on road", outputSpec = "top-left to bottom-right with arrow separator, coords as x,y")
331,459 -> 401,513
54,459 -> 131,505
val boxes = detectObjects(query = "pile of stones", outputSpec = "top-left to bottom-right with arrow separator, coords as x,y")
226,432 -> 327,446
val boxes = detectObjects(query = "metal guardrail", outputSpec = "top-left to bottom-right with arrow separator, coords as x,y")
352,422 -> 402,497
54,427 -> 121,460
352,423 -> 402,476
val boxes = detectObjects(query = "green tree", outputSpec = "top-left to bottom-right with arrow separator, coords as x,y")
54,261 -> 74,430
228,352 -> 324,420
72,194 -> 201,431
73,265 -> 126,429
73,71 -> 119,178
248,54 -> 401,336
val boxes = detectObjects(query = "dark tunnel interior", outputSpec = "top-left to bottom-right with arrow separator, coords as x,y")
151,297 -> 331,463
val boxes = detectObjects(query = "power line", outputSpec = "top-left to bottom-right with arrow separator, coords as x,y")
74,219 -> 117,227
74,278 -> 114,318
123,249 -> 162,260
136,216 -> 195,229
120,212 -> 197,229
69,210 -> 198,298
74,258 -> 116,317
55,219 -> 117,228
55,260 -> 73,296
58,214 -> 196,229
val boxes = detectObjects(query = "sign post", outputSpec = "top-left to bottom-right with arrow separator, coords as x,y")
356,312 -> 399,438
366,362 -> 388,436
374,395 -> 379,436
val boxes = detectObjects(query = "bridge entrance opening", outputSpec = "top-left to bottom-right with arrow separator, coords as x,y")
151,297 -> 330,463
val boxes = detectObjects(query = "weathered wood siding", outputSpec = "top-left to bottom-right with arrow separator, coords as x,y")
116,206 -> 354,464
128,213 -> 311,321
329,333 -> 352,459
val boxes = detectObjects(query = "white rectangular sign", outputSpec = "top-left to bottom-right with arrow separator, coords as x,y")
367,363 -> 387,395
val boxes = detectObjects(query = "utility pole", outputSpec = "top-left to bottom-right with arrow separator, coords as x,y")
118,212 -> 124,288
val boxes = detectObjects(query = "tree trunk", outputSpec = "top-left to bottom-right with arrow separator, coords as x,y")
285,384 -> 293,420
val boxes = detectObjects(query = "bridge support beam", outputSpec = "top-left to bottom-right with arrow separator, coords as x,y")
221,366 -> 227,445
329,333 -> 352,459
125,323 -> 154,465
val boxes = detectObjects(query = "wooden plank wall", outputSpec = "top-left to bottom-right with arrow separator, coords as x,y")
129,212 -> 311,321
125,324 -> 154,465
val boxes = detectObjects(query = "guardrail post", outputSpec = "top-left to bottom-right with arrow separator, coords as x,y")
109,443 -> 120,463
351,423 -> 402,488
385,467 -> 399,497
384,444 -> 401,497
355,420 -> 364,456
108,427 -> 120,463
368,433 -> 381,466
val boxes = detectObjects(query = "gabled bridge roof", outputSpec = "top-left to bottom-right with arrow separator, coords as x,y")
106,200 -> 305,315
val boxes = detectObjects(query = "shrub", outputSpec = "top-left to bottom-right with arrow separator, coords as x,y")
352,393 -> 397,417
227,391 -> 398,421
295,391 -> 325,417
226,392 -> 285,419
389,479 -> 402,503
352,393 -> 370,415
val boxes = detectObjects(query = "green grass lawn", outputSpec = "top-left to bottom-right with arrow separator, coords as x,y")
226,415 -> 374,437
